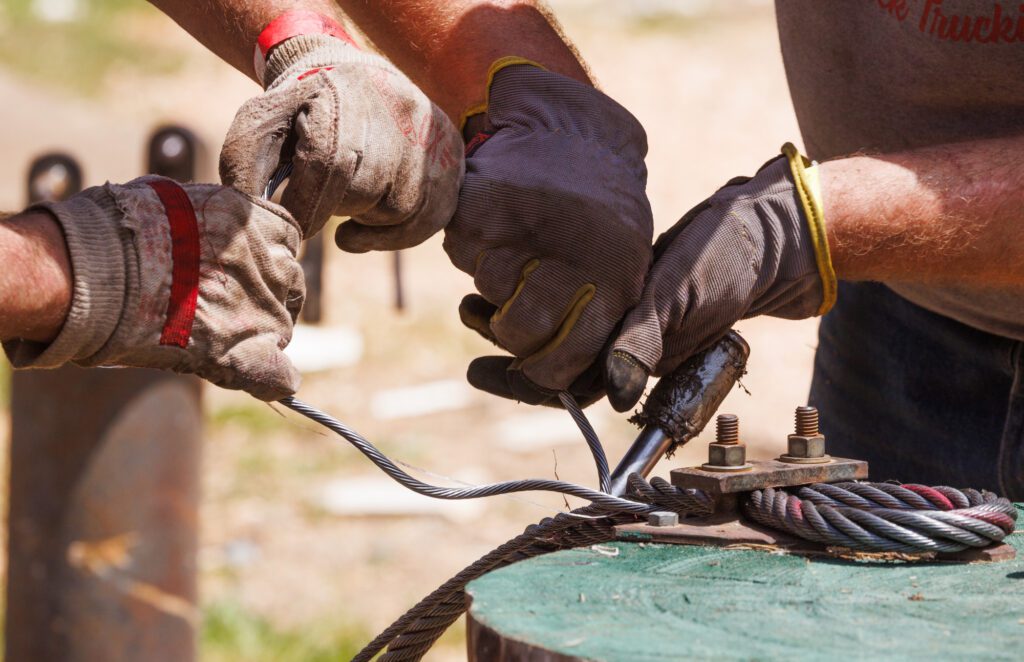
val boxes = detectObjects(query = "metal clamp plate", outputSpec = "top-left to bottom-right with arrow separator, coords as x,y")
670,457 -> 869,495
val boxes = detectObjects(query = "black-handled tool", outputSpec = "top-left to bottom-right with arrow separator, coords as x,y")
607,331 -> 749,496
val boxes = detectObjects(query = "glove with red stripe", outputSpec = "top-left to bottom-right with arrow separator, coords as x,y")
220,10 -> 464,249
2,177 -> 306,401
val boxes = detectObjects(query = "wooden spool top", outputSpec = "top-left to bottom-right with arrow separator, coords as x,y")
466,505 -> 1024,661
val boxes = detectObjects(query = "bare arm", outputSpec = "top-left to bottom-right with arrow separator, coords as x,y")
822,135 -> 1024,287
336,1 -> 590,118
150,0 -> 588,119
147,0 -> 347,80
0,212 -> 72,342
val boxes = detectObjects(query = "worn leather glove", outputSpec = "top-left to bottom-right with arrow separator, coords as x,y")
2,177 -> 305,401
604,144 -> 837,411
445,61 -> 654,407
221,27 -> 464,248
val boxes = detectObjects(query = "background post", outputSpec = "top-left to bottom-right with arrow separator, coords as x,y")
5,135 -> 203,662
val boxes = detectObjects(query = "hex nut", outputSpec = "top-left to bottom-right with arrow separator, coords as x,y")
787,434 -> 826,458
708,443 -> 747,467
648,511 -> 679,527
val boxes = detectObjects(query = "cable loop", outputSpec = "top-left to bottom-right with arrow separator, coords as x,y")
745,483 -> 1016,554
273,391 -> 1017,661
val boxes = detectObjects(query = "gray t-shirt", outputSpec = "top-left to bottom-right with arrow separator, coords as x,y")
775,0 -> 1024,340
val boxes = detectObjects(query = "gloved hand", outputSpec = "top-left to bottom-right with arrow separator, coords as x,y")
445,61 -> 654,407
2,177 -> 306,401
220,23 -> 464,249
604,144 -> 837,411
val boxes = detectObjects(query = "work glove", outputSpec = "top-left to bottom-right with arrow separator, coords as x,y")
604,144 -> 837,411
2,177 -> 305,401
445,60 -> 654,407
220,21 -> 464,249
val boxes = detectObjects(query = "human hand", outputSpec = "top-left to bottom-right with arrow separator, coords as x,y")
221,20 -> 464,248
445,61 -> 654,407
3,178 -> 306,400
605,144 -> 836,411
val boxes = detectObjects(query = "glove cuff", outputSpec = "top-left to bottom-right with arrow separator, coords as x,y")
458,56 -> 547,131
263,34 -> 359,89
254,10 -> 356,85
782,142 -> 837,316
3,188 -> 127,369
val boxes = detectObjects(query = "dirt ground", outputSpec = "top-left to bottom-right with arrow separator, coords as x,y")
0,2 -> 820,659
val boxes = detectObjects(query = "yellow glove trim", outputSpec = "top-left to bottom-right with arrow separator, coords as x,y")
458,56 -> 549,131
492,258 -> 540,323
489,257 -> 596,365
782,142 -> 837,316
521,283 -> 596,366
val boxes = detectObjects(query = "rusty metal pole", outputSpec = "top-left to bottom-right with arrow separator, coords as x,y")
393,251 -> 405,312
5,135 -> 203,662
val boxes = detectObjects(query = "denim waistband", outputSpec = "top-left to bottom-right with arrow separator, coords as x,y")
809,281 -> 1024,499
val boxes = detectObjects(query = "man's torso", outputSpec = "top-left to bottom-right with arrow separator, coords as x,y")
776,0 -> 1024,339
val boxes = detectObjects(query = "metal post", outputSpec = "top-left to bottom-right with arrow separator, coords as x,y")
6,135 -> 203,662
393,251 -> 405,312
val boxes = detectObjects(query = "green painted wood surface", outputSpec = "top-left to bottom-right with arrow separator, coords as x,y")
466,505 -> 1024,661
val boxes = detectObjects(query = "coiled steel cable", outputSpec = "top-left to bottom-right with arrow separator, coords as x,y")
745,482 -> 1017,554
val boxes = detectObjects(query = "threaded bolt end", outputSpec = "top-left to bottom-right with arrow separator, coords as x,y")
795,406 -> 819,436
716,414 -> 739,444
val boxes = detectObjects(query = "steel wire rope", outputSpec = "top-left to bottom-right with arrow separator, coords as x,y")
558,391 -> 611,493
744,484 -> 1017,554
278,396 -> 656,514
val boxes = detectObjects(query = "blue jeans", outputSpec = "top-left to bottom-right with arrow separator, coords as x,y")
809,282 -> 1024,500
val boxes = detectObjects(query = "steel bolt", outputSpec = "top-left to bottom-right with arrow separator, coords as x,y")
795,406 -> 820,436
648,511 -> 679,527
716,414 -> 740,444
703,414 -> 750,471
779,406 -> 829,464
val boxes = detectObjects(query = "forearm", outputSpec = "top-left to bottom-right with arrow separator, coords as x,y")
337,0 -> 591,119
0,212 -> 72,343
148,0 -> 347,80
821,135 -> 1024,287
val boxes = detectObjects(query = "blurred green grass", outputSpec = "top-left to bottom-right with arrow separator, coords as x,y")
208,403 -> 289,438
201,601 -> 367,662
0,0 -> 183,94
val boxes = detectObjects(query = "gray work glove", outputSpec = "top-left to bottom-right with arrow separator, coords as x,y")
3,177 -> 305,401
445,63 -> 654,407
220,34 -> 464,248
605,148 -> 835,411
